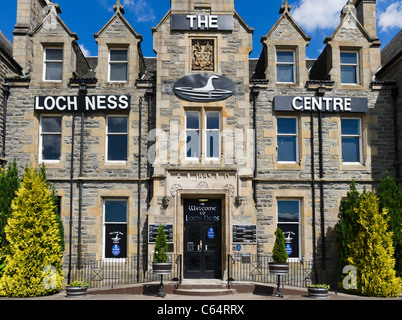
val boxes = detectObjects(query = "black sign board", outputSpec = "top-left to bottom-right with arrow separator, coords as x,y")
148,224 -> 174,244
274,96 -> 368,113
184,199 -> 221,223
105,224 -> 127,259
232,225 -> 257,244
34,95 -> 131,112
278,224 -> 299,259
171,14 -> 233,31
173,74 -> 236,102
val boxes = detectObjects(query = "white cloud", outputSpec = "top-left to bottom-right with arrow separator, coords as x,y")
122,0 -> 156,22
97,0 -> 155,21
378,1 -> 402,32
98,0 -> 114,12
291,0 -> 346,33
79,44 -> 91,57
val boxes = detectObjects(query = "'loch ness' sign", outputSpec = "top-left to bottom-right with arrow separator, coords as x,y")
34,95 -> 131,112
173,74 -> 236,103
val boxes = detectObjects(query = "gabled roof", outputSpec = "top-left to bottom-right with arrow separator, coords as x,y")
324,2 -> 379,44
93,0 -> 143,41
30,3 -> 78,40
261,1 -> 311,42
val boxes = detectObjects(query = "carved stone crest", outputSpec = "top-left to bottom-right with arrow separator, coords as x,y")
192,40 -> 214,71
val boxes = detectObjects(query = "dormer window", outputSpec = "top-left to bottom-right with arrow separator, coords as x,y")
109,49 -> 128,82
340,51 -> 359,84
43,48 -> 63,81
276,50 -> 295,83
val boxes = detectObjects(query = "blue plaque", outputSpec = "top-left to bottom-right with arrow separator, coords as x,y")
207,227 -> 215,239
112,244 -> 120,256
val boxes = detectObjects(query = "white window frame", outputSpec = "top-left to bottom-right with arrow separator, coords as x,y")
341,117 -> 362,165
108,48 -> 128,83
39,115 -> 62,163
205,111 -> 221,161
340,51 -> 359,85
43,47 -> 63,82
103,198 -> 128,262
276,49 -> 296,84
277,116 -> 299,164
185,111 -> 201,160
105,115 -> 128,163
277,199 -> 301,261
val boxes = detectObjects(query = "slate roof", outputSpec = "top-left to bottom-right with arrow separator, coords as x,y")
381,29 -> 402,67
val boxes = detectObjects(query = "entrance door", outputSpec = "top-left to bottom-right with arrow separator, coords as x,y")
183,199 -> 221,279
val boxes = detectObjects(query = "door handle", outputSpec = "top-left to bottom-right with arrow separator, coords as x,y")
205,244 -> 208,251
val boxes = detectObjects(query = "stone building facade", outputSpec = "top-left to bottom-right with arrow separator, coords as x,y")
2,0 -> 398,282
376,30 -> 402,179
0,31 -> 22,166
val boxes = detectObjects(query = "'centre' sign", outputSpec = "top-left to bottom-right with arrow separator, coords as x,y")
34,95 -> 131,112
274,96 -> 368,113
171,14 -> 233,31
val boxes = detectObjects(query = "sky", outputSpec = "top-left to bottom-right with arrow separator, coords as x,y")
0,0 -> 401,60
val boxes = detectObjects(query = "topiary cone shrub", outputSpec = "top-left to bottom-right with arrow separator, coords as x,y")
269,228 -> 289,276
272,228 -> 288,263
153,225 -> 169,263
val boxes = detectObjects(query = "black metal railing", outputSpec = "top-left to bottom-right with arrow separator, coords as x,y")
69,253 -> 337,290
227,254 -> 338,289
69,254 -> 181,289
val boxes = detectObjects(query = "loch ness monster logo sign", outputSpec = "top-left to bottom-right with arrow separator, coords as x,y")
173,74 -> 236,102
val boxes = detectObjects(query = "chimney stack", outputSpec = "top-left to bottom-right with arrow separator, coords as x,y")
354,0 -> 378,39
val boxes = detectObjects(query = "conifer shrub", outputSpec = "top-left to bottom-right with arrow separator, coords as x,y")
348,192 -> 401,297
39,164 -> 65,252
0,160 -> 20,266
272,228 -> 288,263
0,167 -> 63,297
153,225 -> 169,263
336,181 -> 361,291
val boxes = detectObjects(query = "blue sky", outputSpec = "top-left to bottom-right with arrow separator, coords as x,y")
0,0 -> 401,60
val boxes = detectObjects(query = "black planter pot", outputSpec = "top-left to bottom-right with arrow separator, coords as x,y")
269,262 -> 289,275
153,262 -> 172,275
308,287 -> 329,299
66,286 -> 88,298
153,262 -> 172,298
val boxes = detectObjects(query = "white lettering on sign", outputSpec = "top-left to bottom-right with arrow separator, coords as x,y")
186,15 -> 219,29
188,205 -> 217,212
35,95 -> 130,112
291,96 -> 353,112
35,96 -> 79,111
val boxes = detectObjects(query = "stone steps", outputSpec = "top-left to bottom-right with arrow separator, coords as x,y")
172,280 -> 236,296
173,288 -> 236,296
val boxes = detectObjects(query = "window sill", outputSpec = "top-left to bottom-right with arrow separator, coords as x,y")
39,81 -> 64,87
102,258 -> 127,263
276,162 -> 302,170
340,162 -> 366,171
104,161 -> 128,169
39,160 -> 62,168
339,84 -> 364,90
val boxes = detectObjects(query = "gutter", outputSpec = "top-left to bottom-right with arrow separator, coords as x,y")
77,83 -> 88,269
1,85 -> 10,167
251,85 -> 260,205
137,97 -> 143,283
392,88 -> 400,179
